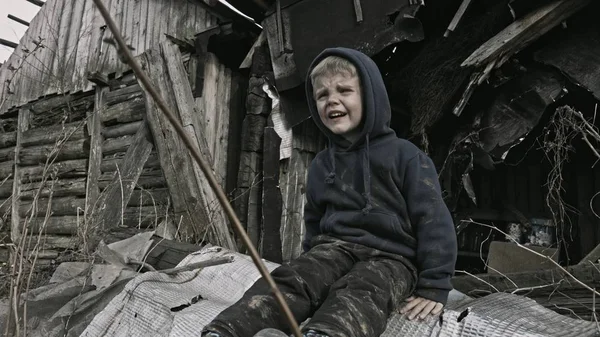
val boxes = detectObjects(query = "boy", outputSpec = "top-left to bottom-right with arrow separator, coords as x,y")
202,47 -> 457,337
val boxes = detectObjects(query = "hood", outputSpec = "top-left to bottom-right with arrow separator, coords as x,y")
305,47 -> 395,150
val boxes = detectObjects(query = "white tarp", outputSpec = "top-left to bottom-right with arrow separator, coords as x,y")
81,246 -> 597,337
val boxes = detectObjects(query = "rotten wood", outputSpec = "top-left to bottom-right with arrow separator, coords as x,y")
102,135 -> 135,155
90,123 -> 153,235
86,85 -> 107,230
104,84 -> 143,106
21,121 -> 86,147
0,148 -> 14,163
128,188 -> 170,207
462,0 -> 591,68
260,127 -> 283,263
140,44 -> 235,249
19,138 -> 89,166
11,109 -> 30,243
0,179 -> 12,198
0,162 -> 13,180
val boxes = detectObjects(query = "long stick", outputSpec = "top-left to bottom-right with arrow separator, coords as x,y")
90,1 -> 302,336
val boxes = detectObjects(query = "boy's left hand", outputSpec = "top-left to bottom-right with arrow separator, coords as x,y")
400,296 -> 444,320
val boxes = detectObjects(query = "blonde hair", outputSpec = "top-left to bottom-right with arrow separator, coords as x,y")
310,56 -> 357,88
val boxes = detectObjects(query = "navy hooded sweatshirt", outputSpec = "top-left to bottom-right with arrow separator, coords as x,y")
303,47 -> 457,305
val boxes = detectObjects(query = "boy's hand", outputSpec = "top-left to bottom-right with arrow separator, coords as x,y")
400,296 -> 444,320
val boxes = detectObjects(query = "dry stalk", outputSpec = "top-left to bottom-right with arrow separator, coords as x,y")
90,1 -> 302,335
463,219 -> 600,298
455,269 -> 499,292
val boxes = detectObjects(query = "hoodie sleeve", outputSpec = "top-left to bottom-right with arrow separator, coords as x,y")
303,164 -> 324,252
402,152 -> 457,305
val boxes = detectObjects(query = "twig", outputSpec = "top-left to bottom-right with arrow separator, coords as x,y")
464,219 -> 600,297
511,280 -> 562,295
90,1 -> 302,336
158,256 -> 234,275
455,269 -> 499,292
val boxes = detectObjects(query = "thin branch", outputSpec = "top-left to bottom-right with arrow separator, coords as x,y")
89,1 -> 302,336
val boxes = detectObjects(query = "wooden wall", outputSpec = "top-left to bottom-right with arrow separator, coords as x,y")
0,0 -> 218,114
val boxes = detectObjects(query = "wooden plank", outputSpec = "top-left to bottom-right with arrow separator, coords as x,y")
0,179 -> 12,198
21,121 -> 86,147
0,162 -> 12,182
20,159 -> 88,182
102,135 -> 135,155
136,0 -> 150,54
101,152 -> 160,173
90,123 -> 153,237
0,148 -> 15,163
73,0 -> 95,91
98,169 -> 166,190
140,46 -> 235,250
86,85 -> 106,225
52,0 -> 74,88
214,65 -> 232,187
101,97 -> 145,124
260,127 -> 283,263
201,53 -> 219,164
462,0 -> 591,68
12,109 -> 30,243
21,177 -> 87,200
104,84 -> 142,106
64,0 -> 86,89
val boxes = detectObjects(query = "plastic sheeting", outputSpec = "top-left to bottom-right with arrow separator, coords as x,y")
81,246 -> 598,337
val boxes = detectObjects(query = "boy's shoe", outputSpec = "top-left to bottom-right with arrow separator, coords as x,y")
303,330 -> 330,337
202,332 -> 223,337
253,328 -> 289,337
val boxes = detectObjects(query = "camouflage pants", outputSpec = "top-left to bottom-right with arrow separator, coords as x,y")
203,235 -> 417,337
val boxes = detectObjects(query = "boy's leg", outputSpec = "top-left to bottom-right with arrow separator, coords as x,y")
203,237 -> 358,337
302,257 -> 415,337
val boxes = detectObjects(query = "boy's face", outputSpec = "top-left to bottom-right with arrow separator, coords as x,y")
313,71 -> 363,142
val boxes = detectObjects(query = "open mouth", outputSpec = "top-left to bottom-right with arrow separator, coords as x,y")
328,111 -> 347,119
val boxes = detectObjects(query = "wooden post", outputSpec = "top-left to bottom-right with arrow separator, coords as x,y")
260,126 -> 283,263
85,85 -> 107,231
11,108 -> 30,244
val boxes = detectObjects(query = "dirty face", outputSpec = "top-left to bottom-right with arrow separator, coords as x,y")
313,72 -> 363,143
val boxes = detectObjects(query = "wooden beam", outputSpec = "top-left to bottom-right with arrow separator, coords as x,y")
462,0 -> 591,68
26,0 -> 45,7
444,0 -> 473,37
11,109 -> 30,243
0,38 -> 18,49
85,86 -> 105,222
260,126 -> 282,263
7,14 -> 29,27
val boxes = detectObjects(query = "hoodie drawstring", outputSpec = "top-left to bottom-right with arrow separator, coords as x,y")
325,140 -> 336,184
361,134 -> 373,215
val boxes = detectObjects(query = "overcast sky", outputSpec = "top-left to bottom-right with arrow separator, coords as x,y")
0,1 -> 40,63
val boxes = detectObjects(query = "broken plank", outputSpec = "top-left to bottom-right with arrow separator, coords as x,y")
90,123 -> 153,235
260,127 -> 282,263
101,152 -> 161,173
101,98 -> 145,124
104,84 -> 143,106
20,178 -> 87,200
140,46 -> 235,250
19,138 -> 89,166
19,196 -> 86,217
462,0 -> 591,68
102,120 -> 145,139
0,132 -> 16,148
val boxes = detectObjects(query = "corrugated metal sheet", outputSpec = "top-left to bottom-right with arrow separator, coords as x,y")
0,0 -> 218,113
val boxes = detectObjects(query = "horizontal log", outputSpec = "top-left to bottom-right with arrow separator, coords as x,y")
101,153 -> 160,172
101,121 -> 144,139
0,147 -> 14,162
21,216 -> 79,235
0,198 -> 11,215
30,93 -> 94,115
102,135 -> 134,155
0,132 -> 16,148
21,159 -> 88,182
20,178 -> 87,200
105,84 -> 143,106
19,196 -> 86,217
98,169 -> 166,190
0,162 -> 12,180
101,98 -> 145,124
0,179 -> 12,198
128,188 -> 170,207
22,121 -> 87,147
121,206 -> 167,228
19,139 -> 89,166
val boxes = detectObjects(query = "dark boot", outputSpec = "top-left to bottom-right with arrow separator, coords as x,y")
253,328 -> 289,337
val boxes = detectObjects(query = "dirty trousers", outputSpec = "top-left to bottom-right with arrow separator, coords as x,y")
203,235 -> 416,337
